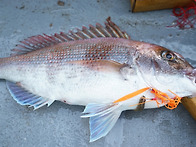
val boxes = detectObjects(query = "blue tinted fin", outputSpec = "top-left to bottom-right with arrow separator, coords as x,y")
6,81 -> 54,110
81,103 -> 122,142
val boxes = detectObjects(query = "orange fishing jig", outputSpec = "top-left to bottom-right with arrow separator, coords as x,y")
114,87 -> 182,110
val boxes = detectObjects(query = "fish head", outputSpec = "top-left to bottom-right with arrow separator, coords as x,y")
132,41 -> 196,97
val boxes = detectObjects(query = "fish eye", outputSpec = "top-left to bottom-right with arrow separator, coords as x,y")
161,51 -> 175,61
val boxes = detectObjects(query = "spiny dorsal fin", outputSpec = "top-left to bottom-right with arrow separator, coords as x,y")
12,17 -> 131,55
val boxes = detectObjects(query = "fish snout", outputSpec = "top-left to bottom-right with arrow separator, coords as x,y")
192,69 -> 196,84
185,69 -> 196,84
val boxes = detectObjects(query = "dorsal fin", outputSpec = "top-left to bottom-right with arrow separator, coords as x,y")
12,17 -> 131,55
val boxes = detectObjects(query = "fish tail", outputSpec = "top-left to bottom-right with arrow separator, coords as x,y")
0,58 -> 6,79
0,57 -> 13,79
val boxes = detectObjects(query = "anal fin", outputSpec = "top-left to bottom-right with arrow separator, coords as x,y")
6,81 -> 54,110
81,103 -> 122,142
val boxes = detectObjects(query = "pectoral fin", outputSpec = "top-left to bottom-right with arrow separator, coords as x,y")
81,103 -> 122,142
6,81 -> 54,110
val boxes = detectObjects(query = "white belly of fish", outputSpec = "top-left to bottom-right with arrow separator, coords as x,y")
21,65 -> 143,106
2,63 -> 157,109
4,62 -> 193,110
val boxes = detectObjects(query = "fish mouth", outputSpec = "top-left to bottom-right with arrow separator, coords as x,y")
151,60 -> 196,87
185,69 -> 196,85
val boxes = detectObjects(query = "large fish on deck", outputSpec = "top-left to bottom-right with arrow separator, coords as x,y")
1,17 -> 196,142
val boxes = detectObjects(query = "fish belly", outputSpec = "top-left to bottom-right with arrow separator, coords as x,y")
0,61 -> 143,106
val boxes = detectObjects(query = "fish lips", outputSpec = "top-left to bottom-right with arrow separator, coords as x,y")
185,68 -> 196,84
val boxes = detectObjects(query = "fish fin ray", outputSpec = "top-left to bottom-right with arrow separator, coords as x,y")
81,103 -> 122,142
106,17 -> 130,39
6,81 -> 54,110
12,17 -> 130,55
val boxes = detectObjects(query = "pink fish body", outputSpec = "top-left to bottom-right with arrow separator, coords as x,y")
1,18 -> 196,142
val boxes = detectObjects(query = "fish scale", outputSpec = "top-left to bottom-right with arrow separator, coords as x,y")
4,39 -> 130,65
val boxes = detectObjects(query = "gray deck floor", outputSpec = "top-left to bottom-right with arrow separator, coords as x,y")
0,0 -> 195,147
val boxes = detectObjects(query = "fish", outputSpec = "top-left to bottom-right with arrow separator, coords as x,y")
1,17 -> 196,142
